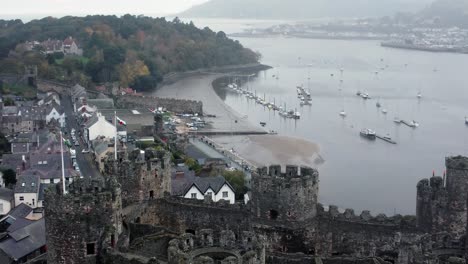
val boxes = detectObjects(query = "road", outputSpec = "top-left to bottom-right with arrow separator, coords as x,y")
62,94 -> 103,180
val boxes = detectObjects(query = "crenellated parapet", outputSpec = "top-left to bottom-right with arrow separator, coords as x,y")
167,229 -> 265,264
317,204 -> 417,228
45,177 -> 123,264
252,165 -> 319,223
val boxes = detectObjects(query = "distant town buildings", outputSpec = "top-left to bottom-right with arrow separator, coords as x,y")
25,36 -> 83,56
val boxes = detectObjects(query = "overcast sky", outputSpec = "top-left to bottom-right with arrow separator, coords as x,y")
0,0 -> 209,16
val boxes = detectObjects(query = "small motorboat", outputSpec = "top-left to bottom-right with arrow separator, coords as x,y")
381,109 -> 388,114
293,111 -> 301,119
339,110 -> 347,117
410,120 -> 420,128
360,129 -> 376,140
260,122 -> 267,127
361,93 -> 370,99
465,117 -> 468,125
394,117 -> 401,124
376,102 -> 381,108
417,92 -> 422,99
356,91 -> 362,96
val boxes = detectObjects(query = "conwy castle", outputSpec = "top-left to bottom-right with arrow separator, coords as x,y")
42,152 -> 468,264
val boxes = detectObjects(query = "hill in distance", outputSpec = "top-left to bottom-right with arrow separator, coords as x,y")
180,0 -> 433,19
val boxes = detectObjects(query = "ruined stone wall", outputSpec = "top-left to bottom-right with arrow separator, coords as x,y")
313,206 -> 426,263
45,178 -> 122,264
251,165 -> 319,223
445,156 -> 468,239
167,229 -> 265,264
105,149 -> 172,207
138,197 -> 251,236
416,156 -> 468,239
115,95 -> 203,114
416,176 -> 448,233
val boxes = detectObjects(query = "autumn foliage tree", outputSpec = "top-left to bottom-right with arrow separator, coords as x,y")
0,15 -> 260,91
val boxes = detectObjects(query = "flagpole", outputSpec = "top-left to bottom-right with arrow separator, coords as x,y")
114,111 -> 117,160
60,131 -> 67,194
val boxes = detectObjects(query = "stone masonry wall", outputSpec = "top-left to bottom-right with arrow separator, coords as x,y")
115,95 -> 203,115
45,178 -> 122,264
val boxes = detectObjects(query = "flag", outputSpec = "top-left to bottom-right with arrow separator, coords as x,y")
62,137 -> 72,148
116,116 -> 127,126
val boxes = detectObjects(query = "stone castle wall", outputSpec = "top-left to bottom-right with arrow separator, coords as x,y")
251,165 -> 319,223
115,95 -> 203,114
45,178 -> 122,264
105,149 -> 172,207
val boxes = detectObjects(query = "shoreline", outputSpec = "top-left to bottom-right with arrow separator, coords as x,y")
158,63 -> 272,88
152,68 -> 323,168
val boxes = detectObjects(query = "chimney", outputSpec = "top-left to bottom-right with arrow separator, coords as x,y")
175,171 -> 185,179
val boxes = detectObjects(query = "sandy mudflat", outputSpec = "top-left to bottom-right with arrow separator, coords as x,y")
212,135 -> 323,168
151,74 -> 264,133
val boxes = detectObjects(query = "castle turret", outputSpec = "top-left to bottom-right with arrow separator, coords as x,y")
445,156 -> 468,238
45,177 -> 122,264
251,165 -> 319,223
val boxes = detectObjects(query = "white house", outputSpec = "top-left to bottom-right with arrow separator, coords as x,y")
0,188 -> 14,215
84,112 -> 116,142
45,103 -> 66,127
176,175 -> 236,204
63,36 -> 83,55
14,174 -> 40,209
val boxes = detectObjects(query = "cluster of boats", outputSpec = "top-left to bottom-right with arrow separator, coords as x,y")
226,83 -> 301,119
296,85 -> 312,106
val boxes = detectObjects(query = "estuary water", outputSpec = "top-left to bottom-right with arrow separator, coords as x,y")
187,18 -> 468,215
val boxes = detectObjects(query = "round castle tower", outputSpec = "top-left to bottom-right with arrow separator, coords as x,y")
251,165 -> 319,222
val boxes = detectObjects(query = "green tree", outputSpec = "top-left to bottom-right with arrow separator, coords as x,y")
185,158 -> 202,174
0,132 -> 10,157
1,169 -> 16,186
222,170 -> 248,200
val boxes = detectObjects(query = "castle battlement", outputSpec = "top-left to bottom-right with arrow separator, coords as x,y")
256,165 -> 318,180
446,155 -> 468,170
317,204 -> 416,227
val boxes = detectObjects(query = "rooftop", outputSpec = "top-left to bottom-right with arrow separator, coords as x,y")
0,218 -> 45,261
14,174 -> 40,194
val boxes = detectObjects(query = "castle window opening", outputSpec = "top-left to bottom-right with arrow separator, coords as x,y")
86,242 -> 96,255
149,190 -> 154,199
186,229 -> 196,235
269,210 -> 279,220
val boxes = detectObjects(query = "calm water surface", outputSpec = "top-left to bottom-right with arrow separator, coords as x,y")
189,19 -> 468,215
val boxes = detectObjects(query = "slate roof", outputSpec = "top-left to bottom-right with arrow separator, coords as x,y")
0,188 -> 13,201
0,218 -> 46,261
92,140 -> 111,156
8,204 -> 33,219
45,102 -> 64,115
11,142 -> 29,154
1,106 -> 18,116
14,174 -> 40,194
1,153 -> 28,171
88,98 -> 114,109
171,166 -> 233,196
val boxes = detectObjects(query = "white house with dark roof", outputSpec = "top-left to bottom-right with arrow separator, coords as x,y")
45,102 -> 66,127
14,175 -> 40,209
84,112 -> 116,142
172,167 -> 236,204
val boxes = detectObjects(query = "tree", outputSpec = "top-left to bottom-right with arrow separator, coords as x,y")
0,132 -> 10,157
222,170 -> 248,200
185,158 -> 202,174
1,169 -> 16,186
